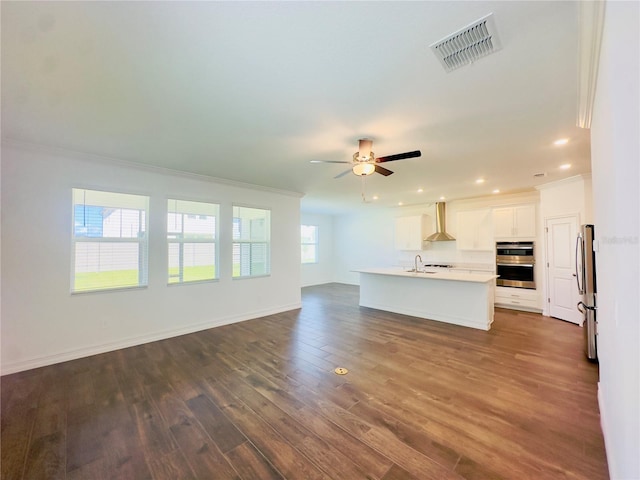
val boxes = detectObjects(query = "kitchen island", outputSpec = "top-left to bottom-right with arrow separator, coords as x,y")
354,268 -> 498,330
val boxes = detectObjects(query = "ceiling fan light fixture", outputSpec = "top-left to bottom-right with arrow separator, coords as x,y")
352,163 -> 375,176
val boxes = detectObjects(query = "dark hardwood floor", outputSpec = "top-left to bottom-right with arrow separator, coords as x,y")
1,283 -> 608,479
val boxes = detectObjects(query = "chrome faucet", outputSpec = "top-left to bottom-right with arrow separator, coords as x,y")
414,254 -> 422,272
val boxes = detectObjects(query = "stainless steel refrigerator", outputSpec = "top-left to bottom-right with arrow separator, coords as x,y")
575,224 -> 598,361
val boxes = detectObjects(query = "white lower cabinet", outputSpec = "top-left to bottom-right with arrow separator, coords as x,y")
495,286 -> 541,312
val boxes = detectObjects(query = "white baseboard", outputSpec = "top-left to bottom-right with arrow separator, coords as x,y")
597,382 -> 615,480
1,302 -> 301,376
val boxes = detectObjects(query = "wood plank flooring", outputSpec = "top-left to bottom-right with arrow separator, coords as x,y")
1,283 -> 608,479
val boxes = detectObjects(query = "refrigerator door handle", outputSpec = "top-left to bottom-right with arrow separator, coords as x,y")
575,234 -> 584,294
578,301 -> 597,313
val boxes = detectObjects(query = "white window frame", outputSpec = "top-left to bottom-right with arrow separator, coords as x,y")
232,205 -> 271,279
301,225 -> 319,264
71,188 -> 149,293
167,199 -> 219,285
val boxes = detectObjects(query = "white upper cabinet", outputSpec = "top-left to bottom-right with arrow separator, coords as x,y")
513,205 -> 536,236
492,208 -> 514,238
492,204 -> 536,238
395,215 -> 429,250
456,209 -> 494,250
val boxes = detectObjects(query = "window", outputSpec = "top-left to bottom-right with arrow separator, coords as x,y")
301,225 -> 318,264
168,199 -> 219,284
232,206 -> 270,278
72,188 -> 149,292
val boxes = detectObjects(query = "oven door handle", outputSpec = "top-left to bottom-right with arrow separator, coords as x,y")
496,263 -> 534,267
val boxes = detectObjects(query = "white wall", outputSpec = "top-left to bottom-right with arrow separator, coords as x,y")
333,207 -> 400,285
590,2 -> 639,478
584,175 -> 594,224
1,143 -> 302,375
538,175 -> 591,225
300,212 -> 334,287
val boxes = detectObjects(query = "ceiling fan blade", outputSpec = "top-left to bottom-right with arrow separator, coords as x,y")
375,165 -> 394,176
310,160 -> 351,164
334,169 -> 352,179
375,150 -> 422,163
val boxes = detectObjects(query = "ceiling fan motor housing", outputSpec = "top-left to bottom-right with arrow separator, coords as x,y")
357,138 -> 374,161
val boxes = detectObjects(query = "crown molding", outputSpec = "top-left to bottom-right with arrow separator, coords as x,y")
576,1 -> 606,129
535,174 -> 592,191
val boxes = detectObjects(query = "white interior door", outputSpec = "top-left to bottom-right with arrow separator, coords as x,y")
546,215 -> 582,324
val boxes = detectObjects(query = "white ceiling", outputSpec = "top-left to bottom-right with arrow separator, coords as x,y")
2,1 -> 590,214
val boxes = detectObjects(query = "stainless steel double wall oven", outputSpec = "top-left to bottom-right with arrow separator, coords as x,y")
496,241 -> 535,289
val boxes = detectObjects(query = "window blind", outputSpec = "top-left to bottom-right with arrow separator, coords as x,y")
72,188 -> 149,292
232,206 -> 271,278
168,199 -> 219,284
301,225 -> 318,264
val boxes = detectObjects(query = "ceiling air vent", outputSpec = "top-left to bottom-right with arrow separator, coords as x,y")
430,13 -> 502,73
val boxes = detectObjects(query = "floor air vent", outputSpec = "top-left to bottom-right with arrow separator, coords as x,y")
430,13 -> 502,73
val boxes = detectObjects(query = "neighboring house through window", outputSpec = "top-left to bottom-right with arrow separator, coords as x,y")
168,199 -> 219,284
301,225 -> 318,264
232,206 -> 270,278
72,188 -> 149,292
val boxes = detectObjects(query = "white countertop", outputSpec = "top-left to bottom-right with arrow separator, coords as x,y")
450,264 -> 495,272
354,268 -> 498,283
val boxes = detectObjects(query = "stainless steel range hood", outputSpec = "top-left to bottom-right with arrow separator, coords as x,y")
425,202 -> 456,242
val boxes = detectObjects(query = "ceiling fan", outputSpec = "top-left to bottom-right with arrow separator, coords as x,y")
310,138 -> 421,178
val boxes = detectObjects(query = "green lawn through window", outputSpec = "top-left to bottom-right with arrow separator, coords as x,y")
74,269 -> 140,292
168,265 -> 216,284
74,265 -> 218,291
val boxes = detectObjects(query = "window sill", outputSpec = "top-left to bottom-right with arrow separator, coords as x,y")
71,285 -> 148,295
232,274 -> 271,280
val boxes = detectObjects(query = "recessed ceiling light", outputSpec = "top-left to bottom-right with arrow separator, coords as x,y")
493,189 -> 500,194
417,188 -> 423,193
398,201 -> 403,206
554,138 -> 570,146
439,196 -> 445,200
475,178 -> 485,184
560,163 -> 572,170
372,195 -> 379,200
